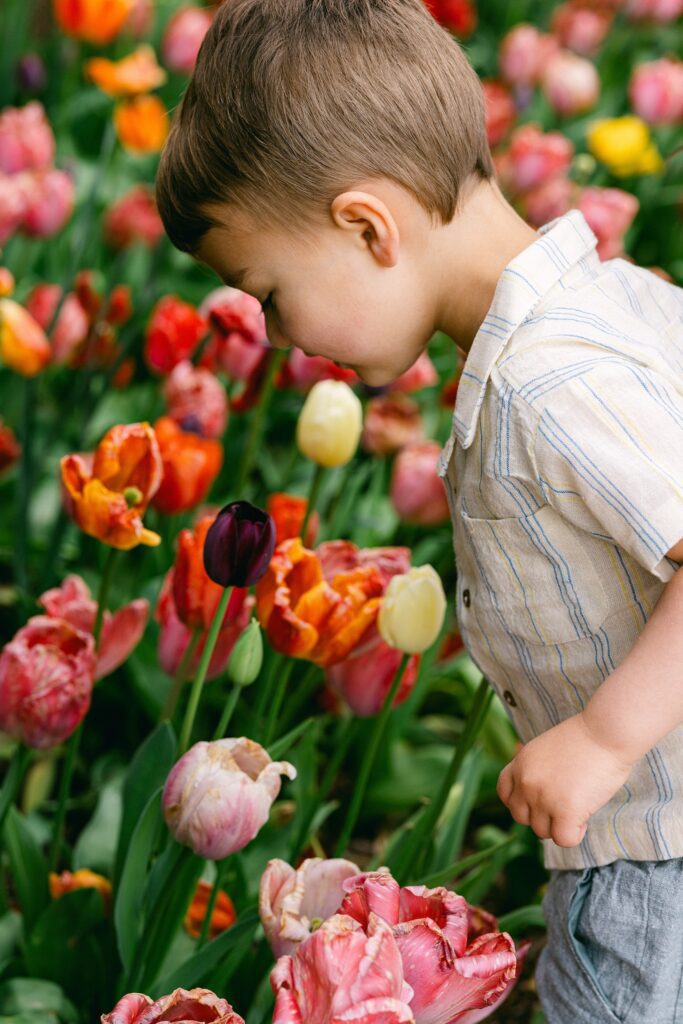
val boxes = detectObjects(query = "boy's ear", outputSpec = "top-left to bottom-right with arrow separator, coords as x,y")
330,191 -> 399,268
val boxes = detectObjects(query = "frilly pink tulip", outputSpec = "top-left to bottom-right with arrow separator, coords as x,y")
104,185 -> 165,249
326,627 -> 419,717
390,441 -> 449,526
361,393 -> 423,457
199,286 -> 268,379
25,284 -> 89,365
522,176 -> 575,229
577,186 -> 640,260
162,5 -> 214,75
0,101 -> 54,174
20,168 -> 74,237
0,616 -> 95,749
629,58 -> 683,125
550,3 -> 613,56
164,360 -> 228,438
390,351 -> 438,393
38,575 -> 148,681
497,123 -> 574,194
0,174 -> 27,245
482,80 -> 517,148
626,0 -> 683,22
259,857 -> 361,958
542,51 -> 600,116
281,348 -> 358,391
499,24 -> 560,88
270,913 -> 415,1024
162,737 -> 297,859
101,988 -> 244,1024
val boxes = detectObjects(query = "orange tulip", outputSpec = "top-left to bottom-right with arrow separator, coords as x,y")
49,868 -> 112,911
61,422 -> 162,549
152,416 -> 223,515
266,492 -> 318,546
53,0 -> 134,45
86,45 -> 167,98
173,515 -> 227,630
255,537 -> 384,667
184,880 -> 237,940
0,298 -> 51,376
114,95 -> 169,154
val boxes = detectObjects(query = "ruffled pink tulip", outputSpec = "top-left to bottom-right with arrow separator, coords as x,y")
390,351 -> 438,393
390,441 -> 449,526
101,988 -> 244,1024
317,540 -> 411,588
20,168 -> 74,237
164,360 -> 228,438
362,393 -> 423,456
162,5 -> 214,75
522,176 -> 575,229
0,616 -> 95,748
38,575 -> 148,681
199,286 -> 268,379
499,24 -> 560,88
104,185 -> 165,249
282,347 -> 358,391
482,80 -> 517,148
326,626 -> 419,717
0,101 -> 54,174
629,58 -> 683,125
550,3 -> 613,56
260,857 -> 361,958
626,0 -> 683,22
542,51 -> 600,116
271,913 -> 415,1024
163,738 -> 297,859
577,185 -> 640,260
498,123 -> 574,194
0,173 -> 27,245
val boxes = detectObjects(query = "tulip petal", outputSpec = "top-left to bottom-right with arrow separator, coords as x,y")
97,598 -> 148,679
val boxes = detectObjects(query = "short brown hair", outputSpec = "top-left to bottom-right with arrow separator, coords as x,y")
156,0 -> 494,255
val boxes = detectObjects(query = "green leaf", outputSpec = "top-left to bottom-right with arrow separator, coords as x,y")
497,904 -> 546,936
0,978 -> 77,1024
2,806 -> 50,934
114,788 -> 163,974
73,772 -> 124,875
268,717 -> 315,759
430,752 -> 484,872
0,913 -> 21,966
418,835 -> 519,889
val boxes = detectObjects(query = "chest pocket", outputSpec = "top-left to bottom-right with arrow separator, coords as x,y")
459,504 -> 614,646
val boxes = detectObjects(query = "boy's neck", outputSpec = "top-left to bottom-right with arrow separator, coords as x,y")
432,178 -> 540,356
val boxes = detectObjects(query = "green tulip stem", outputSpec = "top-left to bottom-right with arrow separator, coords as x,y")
263,659 -> 296,747
197,858 -> 228,948
93,546 -> 118,649
0,744 -> 31,834
161,629 -> 201,721
14,376 -> 34,606
333,652 -> 410,858
300,463 -> 325,541
290,715 -> 355,861
178,586 -> 233,755
236,348 -> 286,493
213,685 -> 241,740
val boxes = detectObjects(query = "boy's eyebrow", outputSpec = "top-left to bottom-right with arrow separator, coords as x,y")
220,267 -> 250,289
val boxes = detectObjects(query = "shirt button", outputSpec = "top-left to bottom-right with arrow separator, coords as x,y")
503,690 -> 517,708
462,588 -> 471,608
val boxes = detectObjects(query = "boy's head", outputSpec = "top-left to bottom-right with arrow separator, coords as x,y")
156,0 -> 495,385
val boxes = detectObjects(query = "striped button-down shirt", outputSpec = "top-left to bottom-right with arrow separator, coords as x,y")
437,209 -> 683,870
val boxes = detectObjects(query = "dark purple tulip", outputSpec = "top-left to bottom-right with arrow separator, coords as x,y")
203,500 -> 276,588
17,54 -> 47,94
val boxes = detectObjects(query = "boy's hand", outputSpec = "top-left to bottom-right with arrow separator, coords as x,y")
496,712 -> 635,847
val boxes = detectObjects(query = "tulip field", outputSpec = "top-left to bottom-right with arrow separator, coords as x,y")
0,0 -> 681,1021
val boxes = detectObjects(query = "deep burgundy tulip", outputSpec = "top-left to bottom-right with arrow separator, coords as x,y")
203,501 -> 276,588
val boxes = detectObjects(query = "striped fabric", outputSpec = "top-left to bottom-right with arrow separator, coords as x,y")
437,208 -> 683,870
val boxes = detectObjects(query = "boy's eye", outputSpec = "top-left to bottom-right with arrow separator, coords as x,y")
260,292 -> 274,313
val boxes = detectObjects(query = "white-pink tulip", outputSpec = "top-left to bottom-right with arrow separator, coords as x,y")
542,51 -> 600,116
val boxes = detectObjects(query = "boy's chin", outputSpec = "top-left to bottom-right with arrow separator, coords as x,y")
355,365 -> 397,388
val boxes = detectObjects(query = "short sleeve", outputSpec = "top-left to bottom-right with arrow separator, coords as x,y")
532,358 -> 683,582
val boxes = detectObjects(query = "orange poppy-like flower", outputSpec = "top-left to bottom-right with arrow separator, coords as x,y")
255,537 -> 384,667
86,45 -> 167,98
61,422 -> 163,549
152,416 -> 223,515
0,298 -> 51,376
52,0 -> 134,45
184,880 -> 237,940
266,492 -> 318,546
114,95 -> 169,154
49,868 -> 112,912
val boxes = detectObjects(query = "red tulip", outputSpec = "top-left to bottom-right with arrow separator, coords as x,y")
496,123 -> 574,195
521,176 -> 575,229
626,0 -> 683,23
162,5 -> 214,74
423,0 -> 477,37
145,295 -> 207,374
266,492 -> 319,546
281,348 -> 358,391
152,416 -> 223,515
482,80 -> 517,148
0,173 -> 26,245
0,419 -> 21,474
390,441 -> 450,526
199,286 -> 268,379
20,168 -> 74,237
104,185 -> 165,249
361,393 -> 423,456
326,626 -> 419,717
164,360 -> 228,438
390,351 -> 438,393
551,3 -> 613,56
499,25 -> 560,88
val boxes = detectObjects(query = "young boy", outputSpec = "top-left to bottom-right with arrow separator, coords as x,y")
155,1 -> 683,1019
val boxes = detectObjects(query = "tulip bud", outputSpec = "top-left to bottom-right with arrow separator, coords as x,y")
227,618 -> 263,687
203,500 -> 276,588
378,564 -> 447,654
296,380 -> 363,468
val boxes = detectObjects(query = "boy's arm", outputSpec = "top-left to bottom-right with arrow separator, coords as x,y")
496,542 -> 683,849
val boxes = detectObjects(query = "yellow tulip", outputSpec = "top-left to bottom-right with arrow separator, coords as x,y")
378,564 -> 447,654
296,380 -> 363,468
586,116 -> 662,177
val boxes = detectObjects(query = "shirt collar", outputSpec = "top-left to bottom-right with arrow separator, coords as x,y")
441,208 -> 599,460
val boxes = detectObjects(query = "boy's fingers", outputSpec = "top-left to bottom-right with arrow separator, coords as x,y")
550,817 -> 587,848
508,796 -> 530,826
530,810 -> 552,839
496,766 -> 514,805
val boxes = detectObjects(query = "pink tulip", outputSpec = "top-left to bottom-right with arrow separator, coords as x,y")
577,186 -> 639,260
550,4 -> 613,56
522,176 -> 575,228
104,185 -> 165,249
163,738 -> 297,859
162,6 -> 214,75
0,101 -> 54,175
0,173 -> 27,245
25,283 -> 89,365
482,80 -> 517,148
390,351 -> 438,393
199,286 -> 268,379
20,168 -> 74,237
259,857 -> 361,958
124,0 -> 154,38
629,58 -> 683,125
101,987 -> 244,1024
542,51 -> 600,116
317,540 -> 411,588
164,360 -> 228,438
0,616 -> 95,749
626,0 -> 683,22
282,347 -> 358,391
391,441 -> 449,526
361,394 -> 423,456
326,626 -> 419,717
38,575 -> 148,681
271,913 -> 415,1024
500,123 -> 575,194
499,24 -> 560,88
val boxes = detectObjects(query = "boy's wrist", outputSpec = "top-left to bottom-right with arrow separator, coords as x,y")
579,702 -> 641,769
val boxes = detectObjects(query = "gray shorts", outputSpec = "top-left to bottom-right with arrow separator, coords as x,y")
536,858 -> 683,1024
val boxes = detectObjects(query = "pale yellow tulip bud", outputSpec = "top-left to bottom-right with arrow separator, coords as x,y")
378,564 -> 447,654
296,380 -> 363,468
